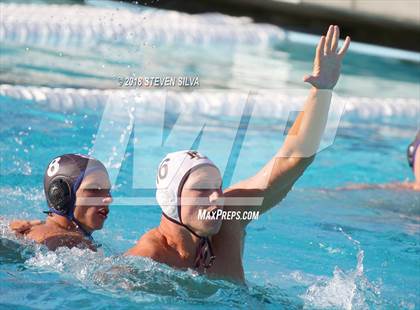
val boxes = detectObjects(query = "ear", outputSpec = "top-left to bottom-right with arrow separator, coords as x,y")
72,203 -> 83,219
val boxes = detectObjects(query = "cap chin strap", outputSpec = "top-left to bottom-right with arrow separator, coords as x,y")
162,212 -> 215,271
71,218 -> 94,242
44,209 -> 95,243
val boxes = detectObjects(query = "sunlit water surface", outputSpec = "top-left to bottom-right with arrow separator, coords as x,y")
1,1 -> 419,309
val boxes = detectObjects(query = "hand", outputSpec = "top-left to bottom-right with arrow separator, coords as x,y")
304,25 -> 350,90
9,219 -> 42,235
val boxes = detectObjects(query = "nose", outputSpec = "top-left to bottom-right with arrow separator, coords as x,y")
102,193 -> 113,204
209,190 -> 221,204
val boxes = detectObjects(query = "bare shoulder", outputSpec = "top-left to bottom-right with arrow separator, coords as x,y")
26,224 -> 90,250
221,187 -> 267,228
215,217 -> 245,246
125,228 -> 165,260
25,223 -> 53,243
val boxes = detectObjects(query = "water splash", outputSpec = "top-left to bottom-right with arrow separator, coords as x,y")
0,216 -> 294,307
21,242 -> 278,307
0,3 -> 284,48
301,227 -> 381,309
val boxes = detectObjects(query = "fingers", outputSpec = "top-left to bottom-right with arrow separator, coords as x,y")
303,74 -> 316,85
324,25 -> 334,54
316,35 -> 326,60
338,36 -> 351,57
331,25 -> 340,53
322,25 -> 350,57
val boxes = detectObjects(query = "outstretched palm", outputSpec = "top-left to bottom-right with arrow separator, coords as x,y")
304,25 -> 351,90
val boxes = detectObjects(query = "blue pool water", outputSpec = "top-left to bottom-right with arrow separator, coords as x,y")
1,1 -> 419,309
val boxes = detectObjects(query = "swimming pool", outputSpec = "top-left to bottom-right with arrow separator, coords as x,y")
1,1 -> 419,309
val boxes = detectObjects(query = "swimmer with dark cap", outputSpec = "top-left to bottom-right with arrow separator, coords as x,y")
126,26 -> 351,282
338,131 -> 420,191
407,131 -> 420,189
10,154 -> 112,250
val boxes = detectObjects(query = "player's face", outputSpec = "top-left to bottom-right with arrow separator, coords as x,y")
74,170 -> 112,231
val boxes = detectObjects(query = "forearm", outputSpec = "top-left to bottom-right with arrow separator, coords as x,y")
227,88 -> 332,207
278,87 -> 332,159
226,25 -> 349,217
244,87 -> 332,205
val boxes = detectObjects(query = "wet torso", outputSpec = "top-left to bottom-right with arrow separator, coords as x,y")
127,207 -> 246,283
207,215 -> 245,282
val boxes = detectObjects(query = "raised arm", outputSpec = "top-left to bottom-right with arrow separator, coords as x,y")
224,25 -> 350,220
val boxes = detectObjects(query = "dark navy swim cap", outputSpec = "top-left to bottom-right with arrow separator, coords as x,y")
43,154 -> 108,219
407,131 -> 420,169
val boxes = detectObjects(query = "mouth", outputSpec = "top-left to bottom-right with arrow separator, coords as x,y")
208,206 -> 222,218
97,208 -> 109,219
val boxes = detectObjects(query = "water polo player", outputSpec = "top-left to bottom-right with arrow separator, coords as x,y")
10,154 -> 112,250
338,131 -> 420,191
407,131 -> 420,190
127,26 -> 351,282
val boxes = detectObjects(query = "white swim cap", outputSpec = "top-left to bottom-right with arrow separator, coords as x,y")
156,150 -> 218,223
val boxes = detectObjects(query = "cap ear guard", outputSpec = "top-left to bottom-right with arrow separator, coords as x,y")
407,144 -> 415,167
407,134 -> 420,169
47,177 -> 73,216
156,189 -> 179,220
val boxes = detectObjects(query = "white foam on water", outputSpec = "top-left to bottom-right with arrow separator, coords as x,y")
1,3 -> 419,62
26,245 -> 105,280
0,84 -> 418,121
22,243 -> 242,304
301,227 -> 381,310
0,3 -> 285,48
302,252 -> 366,309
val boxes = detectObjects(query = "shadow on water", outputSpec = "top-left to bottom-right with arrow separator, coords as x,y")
0,238 -> 33,265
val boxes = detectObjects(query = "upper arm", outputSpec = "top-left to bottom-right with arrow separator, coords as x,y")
125,243 -> 156,257
125,233 -> 163,262
125,245 -> 161,262
224,155 -> 314,221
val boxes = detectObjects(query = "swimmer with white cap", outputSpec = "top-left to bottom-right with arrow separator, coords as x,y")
10,154 -> 113,250
126,25 -> 351,282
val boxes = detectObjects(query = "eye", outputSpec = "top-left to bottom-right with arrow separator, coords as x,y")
86,188 -> 111,195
